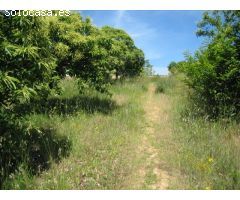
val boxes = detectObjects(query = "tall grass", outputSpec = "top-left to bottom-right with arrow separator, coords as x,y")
2,78 -> 147,189
153,75 -> 176,94
169,74 -> 240,189
2,75 -> 239,189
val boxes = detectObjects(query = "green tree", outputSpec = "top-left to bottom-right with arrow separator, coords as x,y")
101,26 -> 145,79
168,61 -> 177,74
49,14 -> 115,92
0,12 -> 59,185
0,12 -> 57,110
183,11 -> 240,118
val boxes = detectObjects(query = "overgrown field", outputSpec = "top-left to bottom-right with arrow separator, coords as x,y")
1,10 -> 240,190
154,75 -> 240,189
138,75 -> 239,189
2,76 -> 239,189
2,78 -> 148,189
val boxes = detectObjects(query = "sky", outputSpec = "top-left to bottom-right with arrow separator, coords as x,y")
81,11 -> 204,75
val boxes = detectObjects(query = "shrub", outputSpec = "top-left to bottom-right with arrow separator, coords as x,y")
181,11 -> 240,118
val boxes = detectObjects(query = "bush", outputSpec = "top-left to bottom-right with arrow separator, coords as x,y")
180,11 -> 240,119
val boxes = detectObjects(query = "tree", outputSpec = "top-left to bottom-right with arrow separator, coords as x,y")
49,14 -> 114,92
168,61 -> 177,74
0,11 -> 60,185
183,11 -> 240,118
101,26 -> 145,79
0,12 -> 57,110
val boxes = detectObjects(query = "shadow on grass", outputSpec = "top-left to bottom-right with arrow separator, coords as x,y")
26,127 -> 72,175
1,94 -> 120,188
17,95 -> 120,116
0,121 -> 71,188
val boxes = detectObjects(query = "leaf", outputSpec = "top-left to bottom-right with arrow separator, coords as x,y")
0,72 -> 20,90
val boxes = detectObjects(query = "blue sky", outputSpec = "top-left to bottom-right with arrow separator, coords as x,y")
81,11 -> 204,75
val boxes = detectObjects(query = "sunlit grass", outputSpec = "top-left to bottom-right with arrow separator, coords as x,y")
3,78 -> 148,189
3,76 -> 239,189
169,75 -> 240,189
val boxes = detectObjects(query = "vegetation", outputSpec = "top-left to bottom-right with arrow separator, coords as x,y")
164,11 -> 240,189
143,59 -> 154,76
159,74 -> 239,189
155,76 -> 174,94
0,10 -> 240,189
2,78 -> 147,189
169,11 -> 240,119
0,11 -> 145,187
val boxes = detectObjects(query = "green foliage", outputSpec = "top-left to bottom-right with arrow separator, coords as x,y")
101,26 -> 145,79
47,14 -> 145,92
168,61 -> 177,74
0,13 -> 60,186
155,85 -> 165,93
177,11 -> 240,118
0,13 -> 59,109
0,10 -> 145,187
49,14 -> 113,92
167,60 -> 188,74
0,115 -> 71,188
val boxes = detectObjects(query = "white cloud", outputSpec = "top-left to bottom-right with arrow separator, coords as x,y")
114,11 -> 158,40
114,10 -> 126,27
112,11 -> 165,74
129,28 -> 157,39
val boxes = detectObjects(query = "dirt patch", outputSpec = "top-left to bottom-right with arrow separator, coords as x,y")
135,83 -> 173,189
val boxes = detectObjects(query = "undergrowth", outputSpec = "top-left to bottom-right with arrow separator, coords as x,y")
2,77 -> 147,189
170,74 -> 240,189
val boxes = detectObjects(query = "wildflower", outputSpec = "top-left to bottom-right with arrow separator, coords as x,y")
208,157 -> 214,163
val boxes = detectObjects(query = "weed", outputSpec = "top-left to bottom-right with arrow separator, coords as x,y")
170,75 -> 240,189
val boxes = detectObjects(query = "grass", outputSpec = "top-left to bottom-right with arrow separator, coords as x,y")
168,74 -> 240,189
154,75 -> 175,94
2,75 -> 240,189
140,74 -> 240,190
2,77 -> 148,189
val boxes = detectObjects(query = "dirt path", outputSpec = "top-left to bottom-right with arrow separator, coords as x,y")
134,83 -> 174,189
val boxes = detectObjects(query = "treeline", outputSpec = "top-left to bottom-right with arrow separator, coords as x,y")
0,11 -> 145,104
168,11 -> 240,119
0,11 -> 145,185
